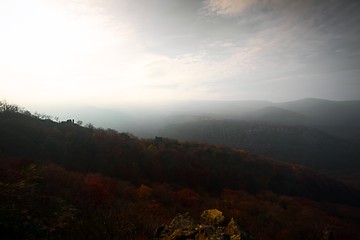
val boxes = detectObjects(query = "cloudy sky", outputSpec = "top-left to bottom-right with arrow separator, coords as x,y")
1,0 -> 360,107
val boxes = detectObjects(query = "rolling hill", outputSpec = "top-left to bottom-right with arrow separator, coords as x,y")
159,119 -> 360,169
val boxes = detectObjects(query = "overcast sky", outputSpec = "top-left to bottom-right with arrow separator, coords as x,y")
1,0 -> 360,107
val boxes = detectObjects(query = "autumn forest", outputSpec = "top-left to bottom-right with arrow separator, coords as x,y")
0,101 -> 359,239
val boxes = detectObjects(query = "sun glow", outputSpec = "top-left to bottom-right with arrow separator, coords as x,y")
1,1 -> 109,64
0,0 -> 154,106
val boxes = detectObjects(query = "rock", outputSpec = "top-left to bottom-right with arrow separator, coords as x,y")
224,218 -> 241,240
321,225 -> 335,240
196,225 -> 215,240
169,229 -> 187,240
153,212 -> 198,240
239,230 -> 255,240
154,225 -> 168,238
169,212 -> 198,232
200,209 -> 225,226
153,210 -> 255,240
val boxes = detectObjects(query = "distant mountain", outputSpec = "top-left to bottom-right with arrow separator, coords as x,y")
155,99 -> 360,170
170,100 -> 273,117
276,98 -> 360,142
45,99 -> 360,171
162,99 -> 360,142
244,106 -> 311,125
40,99 -> 360,142
159,119 -> 360,169
277,98 -> 360,125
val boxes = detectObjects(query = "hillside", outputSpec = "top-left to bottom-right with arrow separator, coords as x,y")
1,103 -> 360,239
159,119 -> 360,169
1,109 -> 359,203
244,106 -> 311,125
275,98 -> 360,142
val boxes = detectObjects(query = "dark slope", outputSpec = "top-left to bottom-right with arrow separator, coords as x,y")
244,106 -> 311,125
159,119 -> 360,169
276,98 -> 360,125
1,111 -> 359,206
0,111 -> 90,164
276,98 -> 360,142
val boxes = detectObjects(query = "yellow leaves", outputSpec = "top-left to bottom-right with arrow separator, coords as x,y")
238,149 -> 249,156
24,163 -> 37,173
201,209 -> 225,226
147,144 -> 158,153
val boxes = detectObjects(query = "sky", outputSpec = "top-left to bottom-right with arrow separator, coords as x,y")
1,0 -> 360,108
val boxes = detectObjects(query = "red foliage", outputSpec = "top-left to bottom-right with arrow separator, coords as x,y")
176,188 -> 201,207
83,173 -> 118,203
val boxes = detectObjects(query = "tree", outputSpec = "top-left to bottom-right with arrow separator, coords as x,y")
85,123 -> 94,129
0,100 -> 19,113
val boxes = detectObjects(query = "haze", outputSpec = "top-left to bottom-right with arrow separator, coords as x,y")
1,0 -> 360,110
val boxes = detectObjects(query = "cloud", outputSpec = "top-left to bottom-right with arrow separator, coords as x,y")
143,41 -> 267,96
2,0 -> 360,104
205,0 -> 252,15
204,0 -> 283,16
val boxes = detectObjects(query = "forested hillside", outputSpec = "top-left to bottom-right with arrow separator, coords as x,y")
159,119 -> 360,169
1,102 -> 360,239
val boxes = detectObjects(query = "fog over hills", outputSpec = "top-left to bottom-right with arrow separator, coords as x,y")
243,106 -> 311,125
159,99 -> 360,170
46,98 -> 360,142
26,98 -> 359,171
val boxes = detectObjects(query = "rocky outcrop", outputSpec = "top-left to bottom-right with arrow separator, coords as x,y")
153,209 -> 255,240
201,209 -> 224,226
